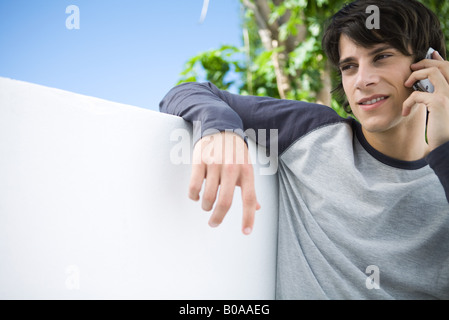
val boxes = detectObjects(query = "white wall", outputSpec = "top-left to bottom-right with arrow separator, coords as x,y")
0,77 -> 278,300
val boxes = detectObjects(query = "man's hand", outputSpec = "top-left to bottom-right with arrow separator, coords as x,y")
404,50 -> 449,151
189,132 -> 261,235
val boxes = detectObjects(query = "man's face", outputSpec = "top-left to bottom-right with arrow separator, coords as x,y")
338,35 -> 416,133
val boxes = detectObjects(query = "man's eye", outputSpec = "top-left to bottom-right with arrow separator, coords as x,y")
375,54 -> 392,61
340,64 -> 356,72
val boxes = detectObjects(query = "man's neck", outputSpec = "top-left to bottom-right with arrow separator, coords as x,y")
361,114 -> 430,162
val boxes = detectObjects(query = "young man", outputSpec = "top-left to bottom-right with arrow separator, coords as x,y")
160,0 -> 449,299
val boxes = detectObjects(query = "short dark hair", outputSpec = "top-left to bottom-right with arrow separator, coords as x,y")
322,0 -> 447,113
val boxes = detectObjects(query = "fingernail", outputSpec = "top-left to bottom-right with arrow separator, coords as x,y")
209,221 -> 219,228
243,227 -> 252,235
189,193 -> 200,201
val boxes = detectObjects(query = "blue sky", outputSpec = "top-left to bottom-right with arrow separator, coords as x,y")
0,0 -> 242,111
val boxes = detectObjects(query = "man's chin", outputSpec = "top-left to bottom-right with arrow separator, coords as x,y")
358,117 -> 396,134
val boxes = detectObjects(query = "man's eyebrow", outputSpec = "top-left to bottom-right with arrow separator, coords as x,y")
369,45 -> 396,56
338,45 -> 396,67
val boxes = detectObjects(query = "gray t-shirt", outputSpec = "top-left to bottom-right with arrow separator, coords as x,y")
160,82 -> 449,299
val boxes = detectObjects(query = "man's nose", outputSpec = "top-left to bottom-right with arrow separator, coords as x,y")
354,63 -> 379,89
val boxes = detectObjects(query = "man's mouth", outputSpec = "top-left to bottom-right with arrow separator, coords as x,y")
358,95 -> 389,106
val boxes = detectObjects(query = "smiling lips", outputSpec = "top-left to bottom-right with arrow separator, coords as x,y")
357,95 -> 389,109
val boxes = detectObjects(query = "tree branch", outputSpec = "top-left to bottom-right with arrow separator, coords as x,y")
241,0 -> 290,98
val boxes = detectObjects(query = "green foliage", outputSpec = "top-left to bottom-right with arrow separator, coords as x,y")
418,0 -> 449,55
177,0 -> 449,119
177,45 -> 241,90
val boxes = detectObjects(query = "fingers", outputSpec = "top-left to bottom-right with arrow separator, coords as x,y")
432,51 -> 444,61
409,53 -> 449,84
411,52 -> 445,70
189,163 -> 205,201
239,166 -> 259,235
189,139 -> 206,201
402,79 -> 449,151
402,91 -> 429,116
202,164 -> 220,211
403,51 -> 449,152
411,51 -> 445,70
208,169 -> 236,228
403,52 -> 449,116
189,132 -> 260,235
404,66 -> 448,93
432,50 -> 446,62
208,164 -> 259,235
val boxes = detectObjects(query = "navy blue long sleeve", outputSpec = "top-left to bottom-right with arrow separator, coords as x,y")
159,81 -> 345,155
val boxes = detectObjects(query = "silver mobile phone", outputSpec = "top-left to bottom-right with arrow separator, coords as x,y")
413,47 -> 435,93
